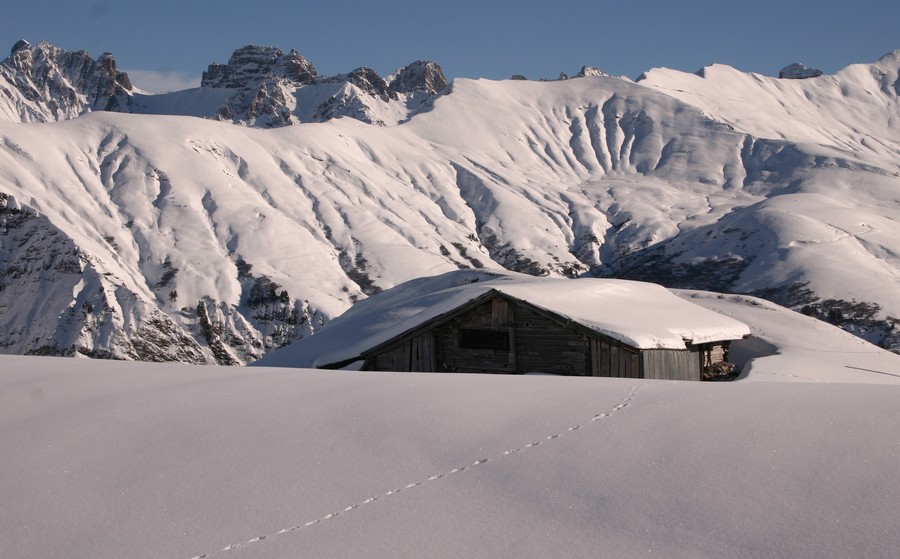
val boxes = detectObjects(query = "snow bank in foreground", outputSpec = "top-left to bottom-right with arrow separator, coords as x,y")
3,344 -> 900,558
3,283 -> 899,558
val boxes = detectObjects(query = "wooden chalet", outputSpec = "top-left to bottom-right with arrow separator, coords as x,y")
361,289 -> 737,381
269,270 -> 751,382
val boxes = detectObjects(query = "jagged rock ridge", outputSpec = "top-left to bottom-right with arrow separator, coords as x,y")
0,40 -> 133,122
196,45 -> 450,127
0,41 -> 450,128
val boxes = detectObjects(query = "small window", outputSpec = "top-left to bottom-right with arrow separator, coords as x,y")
459,328 -> 510,351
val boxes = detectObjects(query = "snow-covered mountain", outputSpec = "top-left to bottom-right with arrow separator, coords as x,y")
1,40 -> 899,364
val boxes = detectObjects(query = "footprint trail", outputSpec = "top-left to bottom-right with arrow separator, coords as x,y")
191,385 -> 642,559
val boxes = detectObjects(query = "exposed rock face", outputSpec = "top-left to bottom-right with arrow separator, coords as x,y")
779,62 -> 824,79
199,45 -> 449,127
575,66 -> 609,78
0,191 -> 318,364
0,193 -> 209,362
0,40 -> 133,121
214,79 -> 296,127
341,66 -> 397,101
388,61 -> 449,95
200,45 -> 320,127
201,45 -> 317,88
10,39 -> 29,55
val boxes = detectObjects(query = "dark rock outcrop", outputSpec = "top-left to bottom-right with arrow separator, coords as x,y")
200,45 -> 320,127
388,60 -> 448,95
201,45 -> 317,88
343,66 -> 397,101
779,62 -> 824,79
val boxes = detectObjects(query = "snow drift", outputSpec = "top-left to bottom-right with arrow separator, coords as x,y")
2,291 -> 900,558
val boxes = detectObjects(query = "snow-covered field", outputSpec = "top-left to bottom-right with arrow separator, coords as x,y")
3,296 -> 899,558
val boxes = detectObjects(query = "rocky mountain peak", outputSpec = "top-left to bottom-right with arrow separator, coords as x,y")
388,60 -> 448,95
575,65 -> 609,78
342,66 -> 397,101
201,45 -> 318,89
97,51 -> 132,90
779,62 -> 824,79
10,38 -> 30,56
1,39 -> 133,121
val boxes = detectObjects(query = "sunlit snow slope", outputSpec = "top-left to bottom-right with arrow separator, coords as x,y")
2,51 -> 899,362
2,294 -> 900,558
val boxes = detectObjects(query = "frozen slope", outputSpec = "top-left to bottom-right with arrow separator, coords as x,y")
3,291 -> 900,559
2,53 -> 900,362
638,50 -> 900,163
678,289 -> 900,383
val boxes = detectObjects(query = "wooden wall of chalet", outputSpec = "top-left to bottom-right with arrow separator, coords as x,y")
513,304 -> 590,375
589,338 -> 641,378
363,293 -> 720,381
431,297 -> 516,373
642,347 -> 703,381
370,335 -> 436,372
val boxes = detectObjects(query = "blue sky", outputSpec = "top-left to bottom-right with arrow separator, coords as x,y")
2,0 -> 898,92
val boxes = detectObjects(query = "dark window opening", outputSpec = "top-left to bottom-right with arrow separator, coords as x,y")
459,328 -> 510,351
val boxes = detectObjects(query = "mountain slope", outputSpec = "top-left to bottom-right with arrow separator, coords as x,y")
1,45 -> 899,362
637,50 -> 900,160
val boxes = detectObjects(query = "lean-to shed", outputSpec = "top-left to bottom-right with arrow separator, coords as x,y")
258,270 -> 751,381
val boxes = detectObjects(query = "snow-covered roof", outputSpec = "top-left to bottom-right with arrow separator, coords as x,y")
257,270 -> 751,369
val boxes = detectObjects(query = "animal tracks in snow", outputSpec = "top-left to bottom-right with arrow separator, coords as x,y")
190,385 -> 642,559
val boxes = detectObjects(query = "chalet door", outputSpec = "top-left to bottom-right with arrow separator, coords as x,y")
410,334 -> 437,372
